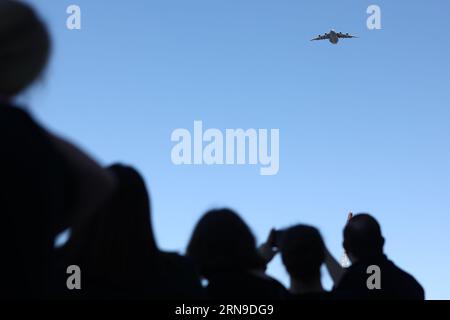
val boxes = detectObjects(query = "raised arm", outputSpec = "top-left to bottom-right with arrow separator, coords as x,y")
324,246 -> 346,285
324,212 -> 353,285
258,229 -> 279,263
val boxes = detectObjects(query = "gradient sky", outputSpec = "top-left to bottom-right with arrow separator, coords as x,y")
22,0 -> 450,299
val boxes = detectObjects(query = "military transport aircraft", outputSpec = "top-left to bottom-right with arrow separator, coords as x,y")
311,29 -> 358,44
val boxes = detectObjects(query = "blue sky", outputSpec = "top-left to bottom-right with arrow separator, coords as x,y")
22,0 -> 450,299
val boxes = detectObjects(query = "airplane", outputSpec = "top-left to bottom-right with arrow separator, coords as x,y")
311,29 -> 358,44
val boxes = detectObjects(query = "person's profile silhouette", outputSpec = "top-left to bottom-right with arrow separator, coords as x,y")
0,1 -> 114,299
280,225 -> 332,300
187,208 -> 287,299
333,213 -> 425,300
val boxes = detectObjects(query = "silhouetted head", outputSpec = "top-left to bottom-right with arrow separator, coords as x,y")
0,1 -> 51,97
99,164 -> 158,256
187,209 -> 265,277
65,164 -> 158,287
280,225 -> 325,284
343,213 -> 385,262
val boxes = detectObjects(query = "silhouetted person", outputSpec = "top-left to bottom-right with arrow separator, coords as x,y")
187,209 -> 287,300
54,164 -> 204,299
280,225 -> 332,300
333,213 -> 425,300
0,1 -> 114,299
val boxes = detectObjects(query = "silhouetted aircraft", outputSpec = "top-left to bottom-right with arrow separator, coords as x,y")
311,29 -> 358,44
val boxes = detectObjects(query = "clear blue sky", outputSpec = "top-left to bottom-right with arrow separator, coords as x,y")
22,0 -> 450,299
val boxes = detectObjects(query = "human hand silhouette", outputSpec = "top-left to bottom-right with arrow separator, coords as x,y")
258,229 -> 279,264
347,212 -> 353,222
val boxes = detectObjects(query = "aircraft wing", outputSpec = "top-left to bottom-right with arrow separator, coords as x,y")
310,33 -> 329,41
336,32 -> 358,39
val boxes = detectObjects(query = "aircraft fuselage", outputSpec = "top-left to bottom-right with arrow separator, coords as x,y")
329,30 -> 339,44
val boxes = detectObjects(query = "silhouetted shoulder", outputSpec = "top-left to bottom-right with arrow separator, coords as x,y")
206,270 -> 288,300
333,256 -> 424,300
0,104 -> 78,298
0,105 -> 77,211
390,262 -> 425,299
156,252 -> 206,299
0,105 -> 43,143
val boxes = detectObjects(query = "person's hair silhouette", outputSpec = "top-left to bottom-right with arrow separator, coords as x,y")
55,164 -> 204,299
187,209 -> 265,275
187,209 -> 287,299
81,164 -> 159,288
280,225 -> 331,299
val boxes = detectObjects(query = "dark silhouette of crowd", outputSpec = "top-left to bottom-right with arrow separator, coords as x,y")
0,1 -> 425,300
